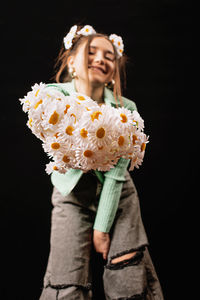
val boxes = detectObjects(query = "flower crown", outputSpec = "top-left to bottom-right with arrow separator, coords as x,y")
63,25 -> 124,58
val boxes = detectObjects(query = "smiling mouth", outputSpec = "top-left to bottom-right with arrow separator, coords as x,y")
88,66 -> 106,74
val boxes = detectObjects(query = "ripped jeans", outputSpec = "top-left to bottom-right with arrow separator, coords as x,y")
39,171 -> 164,300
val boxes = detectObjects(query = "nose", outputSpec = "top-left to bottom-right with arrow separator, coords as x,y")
94,51 -> 105,64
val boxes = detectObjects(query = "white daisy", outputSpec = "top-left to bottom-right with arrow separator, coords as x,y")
69,25 -> 77,35
45,161 -> 60,175
114,106 -> 135,135
54,145 -> 76,169
19,82 -> 46,112
57,113 -> 77,144
131,110 -> 144,131
42,136 -> 65,159
65,94 -> 96,122
64,34 -> 73,50
87,105 -> 118,148
74,126 -> 90,147
77,25 -> 96,36
41,86 -> 67,103
129,151 -> 145,171
88,124 -> 112,148
109,34 -> 124,58
73,105 -> 105,147
63,25 -> 77,49
94,146 -> 119,171
134,131 -> 149,148
41,99 -> 66,131
73,92 -> 98,110
129,132 -> 148,170
75,144 -> 98,171
113,133 -> 131,154
26,115 -> 47,141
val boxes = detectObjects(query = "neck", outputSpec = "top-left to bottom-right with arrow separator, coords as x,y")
74,79 -> 104,103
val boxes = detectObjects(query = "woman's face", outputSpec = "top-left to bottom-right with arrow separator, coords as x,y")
70,37 -> 116,86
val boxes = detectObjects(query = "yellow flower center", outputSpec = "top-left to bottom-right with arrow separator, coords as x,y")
77,95 -> 86,101
133,120 -> 139,127
51,142 -> 60,150
141,143 -> 146,152
65,125 -> 74,135
96,127 -> 105,139
70,113 -> 77,123
62,155 -> 70,163
35,89 -> 40,97
84,150 -> 93,158
53,166 -> 58,171
49,111 -> 59,125
28,118 -> 33,127
34,99 -> 43,109
86,28 -> 89,32
118,136 -> 125,146
120,113 -> 128,123
80,128 -> 88,138
64,104 -> 70,114
91,111 -> 102,121
132,134 -> 138,145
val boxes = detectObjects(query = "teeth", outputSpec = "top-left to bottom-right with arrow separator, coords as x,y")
89,66 -> 105,73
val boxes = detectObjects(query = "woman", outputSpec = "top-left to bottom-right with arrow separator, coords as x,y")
39,25 -> 164,300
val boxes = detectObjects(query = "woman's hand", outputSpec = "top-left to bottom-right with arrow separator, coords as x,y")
93,229 -> 110,260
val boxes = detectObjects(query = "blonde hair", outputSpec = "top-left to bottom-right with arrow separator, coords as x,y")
53,26 -> 128,106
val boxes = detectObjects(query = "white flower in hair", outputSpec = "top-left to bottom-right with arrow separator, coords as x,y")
77,25 -> 96,36
109,34 -> 124,58
63,25 -> 77,49
69,25 -> 77,35
63,35 -> 73,49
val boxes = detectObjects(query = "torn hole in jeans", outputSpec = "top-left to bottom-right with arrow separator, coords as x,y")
106,247 -> 145,270
45,282 -> 92,290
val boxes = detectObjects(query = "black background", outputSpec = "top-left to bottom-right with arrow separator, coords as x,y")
1,1 -> 192,299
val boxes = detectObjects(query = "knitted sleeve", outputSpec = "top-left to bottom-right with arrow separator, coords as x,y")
93,158 -> 130,233
93,98 -> 137,233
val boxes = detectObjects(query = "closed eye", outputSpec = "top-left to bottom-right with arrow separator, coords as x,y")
105,55 -> 115,61
89,46 -> 115,60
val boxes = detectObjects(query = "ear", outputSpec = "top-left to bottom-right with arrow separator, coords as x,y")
67,56 -> 74,68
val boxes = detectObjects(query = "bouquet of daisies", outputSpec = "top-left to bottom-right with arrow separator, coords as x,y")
19,83 -> 148,174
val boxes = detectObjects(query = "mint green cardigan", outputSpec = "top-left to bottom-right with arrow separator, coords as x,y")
46,80 -> 137,233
